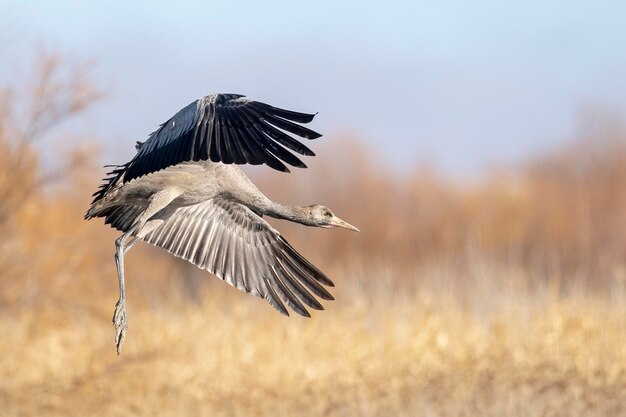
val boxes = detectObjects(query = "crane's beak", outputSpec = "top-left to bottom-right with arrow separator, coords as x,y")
330,216 -> 360,232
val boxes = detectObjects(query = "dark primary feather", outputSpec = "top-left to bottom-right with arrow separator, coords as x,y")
90,93 -> 321,206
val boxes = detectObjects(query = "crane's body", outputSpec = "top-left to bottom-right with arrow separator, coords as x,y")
91,162 -> 266,217
86,93 -> 358,354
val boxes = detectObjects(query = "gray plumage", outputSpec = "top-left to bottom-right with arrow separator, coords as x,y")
85,93 -> 358,354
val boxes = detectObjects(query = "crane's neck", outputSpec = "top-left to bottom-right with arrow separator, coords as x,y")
256,199 -> 312,225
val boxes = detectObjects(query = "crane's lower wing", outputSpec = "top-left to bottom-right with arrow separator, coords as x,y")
142,198 -> 334,317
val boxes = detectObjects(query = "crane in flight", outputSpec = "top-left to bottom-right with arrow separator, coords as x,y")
85,93 -> 359,354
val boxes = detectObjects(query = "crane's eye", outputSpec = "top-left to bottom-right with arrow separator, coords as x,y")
323,210 -> 332,217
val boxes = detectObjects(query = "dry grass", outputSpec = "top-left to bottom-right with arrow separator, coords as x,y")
2,283 -> 626,417
2,52 -> 626,416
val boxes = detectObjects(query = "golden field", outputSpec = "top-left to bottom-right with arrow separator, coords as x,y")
1,54 -> 626,416
3,286 -> 626,417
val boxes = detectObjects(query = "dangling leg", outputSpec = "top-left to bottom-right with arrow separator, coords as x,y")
110,188 -> 182,354
112,225 -> 138,355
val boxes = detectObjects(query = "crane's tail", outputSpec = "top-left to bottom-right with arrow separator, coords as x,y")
85,203 -> 144,233
85,195 -> 117,220
86,164 -> 128,217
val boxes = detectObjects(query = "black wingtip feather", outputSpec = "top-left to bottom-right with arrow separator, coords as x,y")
252,101 -> 317,124
256,118 -> 317,157
265,113 -> 323,140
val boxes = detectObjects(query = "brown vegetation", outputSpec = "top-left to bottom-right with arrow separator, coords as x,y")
1,54 -> 625,416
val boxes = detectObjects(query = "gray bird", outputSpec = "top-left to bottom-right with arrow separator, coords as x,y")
85,93 -> 359,354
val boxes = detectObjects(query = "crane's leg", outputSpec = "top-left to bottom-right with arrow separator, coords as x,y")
111,188 -> 182,355
112,225 -> 138,355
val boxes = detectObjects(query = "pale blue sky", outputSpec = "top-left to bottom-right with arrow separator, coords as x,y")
2,1 -> 626,173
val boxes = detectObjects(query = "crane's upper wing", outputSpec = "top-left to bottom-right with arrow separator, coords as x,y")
89,94 -> 320,207
142,198 -> 334,317
125,93 -> 321,183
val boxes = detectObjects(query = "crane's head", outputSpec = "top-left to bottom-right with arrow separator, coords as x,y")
307,204 -> 360,232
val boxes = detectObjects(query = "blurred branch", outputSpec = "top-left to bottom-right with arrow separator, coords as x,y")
0,49 -> 100,227
37,146 -> 93,187
22,52 -> 100,143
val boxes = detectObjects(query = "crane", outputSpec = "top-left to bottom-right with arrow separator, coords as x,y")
85,93 -> 359,354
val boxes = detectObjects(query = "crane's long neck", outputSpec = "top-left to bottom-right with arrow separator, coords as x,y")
255,199 -> 311,225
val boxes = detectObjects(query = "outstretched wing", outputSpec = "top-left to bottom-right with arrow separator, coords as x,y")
90,93 -> 321,206
142,198 -> 334,317
126,93 -> 321,182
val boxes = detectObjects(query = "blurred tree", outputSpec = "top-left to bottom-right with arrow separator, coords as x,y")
0,50 -> 99,306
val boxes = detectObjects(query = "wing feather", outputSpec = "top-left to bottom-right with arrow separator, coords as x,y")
270,266 -> 310,317
89,92 -> 323,207
248,101 -> 316,124
142,198 -> 333,317
120,93 -> 320,185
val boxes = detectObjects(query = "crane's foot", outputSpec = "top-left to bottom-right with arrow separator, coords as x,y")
112,298 -> 128,355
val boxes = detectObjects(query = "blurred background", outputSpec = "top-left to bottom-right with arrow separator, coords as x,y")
1,1 -> 626,416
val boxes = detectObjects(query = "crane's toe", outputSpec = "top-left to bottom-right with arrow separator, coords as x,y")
112,298 -> 128,355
